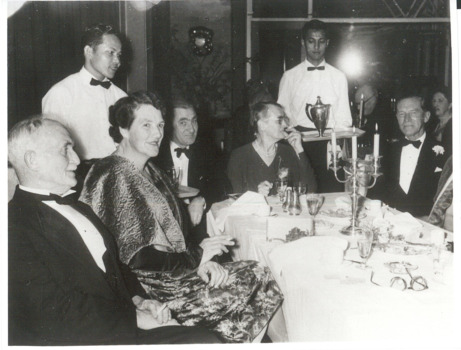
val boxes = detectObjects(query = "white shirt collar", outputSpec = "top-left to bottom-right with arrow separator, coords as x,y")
19,185 -> 75,197
405,132 -> 426,144
80,66 -> 111,83
305,59 -> 326,68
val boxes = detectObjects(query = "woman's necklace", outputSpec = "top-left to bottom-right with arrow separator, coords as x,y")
253,140 -> 277,157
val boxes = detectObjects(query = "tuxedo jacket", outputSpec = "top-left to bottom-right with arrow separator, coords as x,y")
381,136 -> 446,217
154,140 -> 227,207
8,188 -> 147,345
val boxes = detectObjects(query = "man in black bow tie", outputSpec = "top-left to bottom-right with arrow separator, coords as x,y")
278,20 -> 352,192
8,117 -> 221,345
154,99 -> 227,243
373,94 -> 447,216
42,24 -> 127,161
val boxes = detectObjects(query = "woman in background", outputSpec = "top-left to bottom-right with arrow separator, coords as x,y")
227,101 -> 317,196
431,86 -> 452,157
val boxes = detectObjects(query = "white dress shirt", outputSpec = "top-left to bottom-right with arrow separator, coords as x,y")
19,185 -> 107,272
170,141 -> 189,186
278,60 -> 352,129
42,67 -> 127,160
399,133 -> 426,194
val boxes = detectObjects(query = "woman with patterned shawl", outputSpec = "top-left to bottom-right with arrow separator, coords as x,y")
80,91 -> 282,343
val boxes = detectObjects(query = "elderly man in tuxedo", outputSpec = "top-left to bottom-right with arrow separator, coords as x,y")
154,98 -> 227,243
378,93 -> 446,217
8,116 -> 220,345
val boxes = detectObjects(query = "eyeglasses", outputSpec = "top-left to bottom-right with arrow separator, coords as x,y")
370,268 -> 428,292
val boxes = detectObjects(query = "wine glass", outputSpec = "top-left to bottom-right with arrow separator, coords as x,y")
166,167 -> 181,190
356,229 -> 374,268
306,194 -> 324,236
275,179 -> 288,203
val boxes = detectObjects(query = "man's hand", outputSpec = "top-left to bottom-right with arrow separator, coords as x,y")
257,180 -> 273,196
132,296 -> 178,329
188,196 -> 206,226
197,261 -> 229,288
285,128 -> 304,154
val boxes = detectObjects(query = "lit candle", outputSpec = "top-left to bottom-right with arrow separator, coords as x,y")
352,126 -> 357,159
373,123 -> 380,158
331,129 -> 337,159
359,94 -> 364,127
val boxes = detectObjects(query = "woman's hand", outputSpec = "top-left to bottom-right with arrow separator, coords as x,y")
188,196 -> 206,226
197,261 -> 229,288
257,180 -> 273,196
285,128 -> 304,154
199,235 -> 235,264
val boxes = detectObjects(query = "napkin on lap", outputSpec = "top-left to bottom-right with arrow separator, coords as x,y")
215,191 -> 271,231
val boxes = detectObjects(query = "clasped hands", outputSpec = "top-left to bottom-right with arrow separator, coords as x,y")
133,295 -> 178,330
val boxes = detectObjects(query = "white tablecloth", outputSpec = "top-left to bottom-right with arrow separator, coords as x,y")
207,193 -> 455,343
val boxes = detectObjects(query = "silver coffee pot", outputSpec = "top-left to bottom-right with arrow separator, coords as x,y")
305,96 -> 331,137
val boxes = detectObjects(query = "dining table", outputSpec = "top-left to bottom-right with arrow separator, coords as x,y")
206,192 -> 455,344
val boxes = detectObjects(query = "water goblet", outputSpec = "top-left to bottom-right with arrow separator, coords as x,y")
356,229 -> 374,268
166,167 -> 181,190
275,179 -> 288,203
306,194 -> 324,236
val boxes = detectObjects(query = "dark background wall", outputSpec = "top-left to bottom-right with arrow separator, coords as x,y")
8,1 -> 124,130
7,0 -> 451,136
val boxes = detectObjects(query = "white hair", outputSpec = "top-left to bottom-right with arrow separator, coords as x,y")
8,116 -> 63,176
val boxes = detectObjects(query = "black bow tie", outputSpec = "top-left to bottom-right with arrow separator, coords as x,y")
307,66 -> 325,71
90,78 -> 111,89
35,192 -> 79,205
175,147 -> 191,158
402,139 -> 422,149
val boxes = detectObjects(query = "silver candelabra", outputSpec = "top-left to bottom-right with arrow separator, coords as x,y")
329,152 -> 382,235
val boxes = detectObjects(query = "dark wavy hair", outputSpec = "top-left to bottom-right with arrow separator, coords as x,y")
108,91 -> 166,143
81,23 -> 120,51
302,19 -> 328,41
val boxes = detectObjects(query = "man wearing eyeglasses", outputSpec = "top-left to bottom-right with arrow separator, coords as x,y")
377,93 -> 446,217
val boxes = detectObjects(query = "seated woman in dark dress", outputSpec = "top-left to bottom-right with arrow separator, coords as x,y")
227,101 -> 317,195
80,91 -> 282,343
430,85 -> 452,158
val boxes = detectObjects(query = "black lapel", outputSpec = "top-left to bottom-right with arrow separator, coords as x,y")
391,140 -> 404,182
408,137 -> 433,192
16,190 -> 117,293
156,140 -> 174,170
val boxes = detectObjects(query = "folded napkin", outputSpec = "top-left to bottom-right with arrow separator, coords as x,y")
383,211 -> 423,239
215,191 -> 271,231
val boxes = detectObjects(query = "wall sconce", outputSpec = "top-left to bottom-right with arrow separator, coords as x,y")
189,26 -> 213,56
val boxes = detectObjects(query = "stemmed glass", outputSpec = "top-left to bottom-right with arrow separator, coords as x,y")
166,166 -> 181,190
306,194 -> 324,236
356,228 -> 374,268
275,179 -> 288,203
